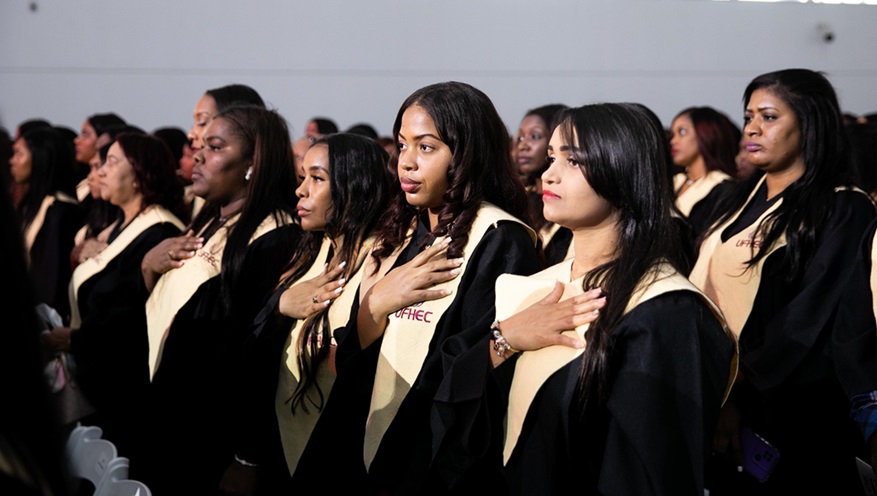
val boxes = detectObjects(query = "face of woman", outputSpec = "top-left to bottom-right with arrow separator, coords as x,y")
178,142 -> 196,182
669,114 -> 699,167
396,105 -> 451,211
87,153 -> 103,198
9,138 -> 32,184
74,121 -> 98,163
99,142 -> 140,208
295,144 -> 333,231
192,117 -> 250,205
743,88 -> 804,175
188,94 -> 219,151
541,127 -> 616,231
515,114 -> 550,177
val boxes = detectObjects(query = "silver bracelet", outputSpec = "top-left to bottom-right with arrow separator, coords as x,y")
490,320 -> 517,358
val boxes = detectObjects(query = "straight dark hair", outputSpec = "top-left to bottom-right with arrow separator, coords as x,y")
673,106 -> 741,178
558,103 -> 686,416
114,132 -> 187,222
283,133 -> 392,413
372,81 -> 531,264
706,68 -> 854,280
17,127 -> 78,229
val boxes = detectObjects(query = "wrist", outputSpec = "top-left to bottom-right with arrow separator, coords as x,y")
490,320 -> 518,358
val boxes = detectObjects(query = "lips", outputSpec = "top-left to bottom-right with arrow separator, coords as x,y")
399,177 -> 421,193
542,189 -> 560,201
745,142 -> 762,153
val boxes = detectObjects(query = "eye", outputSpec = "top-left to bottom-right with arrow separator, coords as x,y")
743,115 -> 752,124
763,114 -> 777,121
678,129 -> 687,136
420,144 -> 434,152
208,145 -> 221,152
297,174 -> 306,183
397,142 -> 407,151
530,133 -> 544,141
312,174 -> 325,182
545,156 -> 555,165
567,156 -> 580,167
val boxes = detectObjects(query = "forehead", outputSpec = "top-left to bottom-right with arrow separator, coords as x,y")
672,113 -> 692,127
203,116 -> 236,139
303,143 -> 329,168
194,94 -> 218,116
747,88 -> 788,109
107,141 -> 125,158
520,114 -> 547,130
400,105 -> 439,134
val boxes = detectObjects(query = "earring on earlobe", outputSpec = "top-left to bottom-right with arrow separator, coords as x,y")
245,167 -> 253,181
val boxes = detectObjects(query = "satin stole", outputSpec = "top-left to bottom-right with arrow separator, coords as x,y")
688,175 -> 785,338
68,206 -> 184,328
501,262 -> 734,464
363,203 -> 535,470
275,236 -> 375,476
145,212 -> 292,379
23,193 -> 78,266
674,170 -> 732,217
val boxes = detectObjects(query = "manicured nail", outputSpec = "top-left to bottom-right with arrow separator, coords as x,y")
338,261 -> 347,269
450,268 -> 461,275
334,287 -> 343,295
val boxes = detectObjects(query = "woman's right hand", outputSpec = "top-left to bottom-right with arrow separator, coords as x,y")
497,282 -> 605,352
141,230 -> 204,292
278,262 -> 347,319
357,237 -> 463,347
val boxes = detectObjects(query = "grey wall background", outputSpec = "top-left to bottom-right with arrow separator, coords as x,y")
2,0 -> 876,139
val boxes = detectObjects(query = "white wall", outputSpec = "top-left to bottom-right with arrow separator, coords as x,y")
1,0 -> 876,138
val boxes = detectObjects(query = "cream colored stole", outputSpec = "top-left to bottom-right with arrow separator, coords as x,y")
674,170 -> 732,217
539,223 -> 575,262
145,212 -> 292,379
275,236 -> 375,476
23,193 -> 78,266
870,230 -> 877,334
689,176 -> 785,337
68,206 -> 184,328
76,178 -> 90,203
363,203 -> 535,470
501,262 -> 734,464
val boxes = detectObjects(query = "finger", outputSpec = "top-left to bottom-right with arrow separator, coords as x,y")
321,278 -> 346,294
538,281 -> 566,305
319,263 -> 346,282
548,333 -> 586,349
412,288 -> 453,302
570,297 -> 606,315
412,237 -> 451,265
414,266 -> 461,288
423,257 -> 463,274
568,309 -> 601,328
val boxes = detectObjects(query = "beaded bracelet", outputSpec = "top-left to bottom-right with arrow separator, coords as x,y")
490,320 -> 518,358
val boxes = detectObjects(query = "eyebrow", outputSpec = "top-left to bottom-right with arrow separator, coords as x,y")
399,133 -> 443,142
308,165 -> 329,174
547,144 -> 572,152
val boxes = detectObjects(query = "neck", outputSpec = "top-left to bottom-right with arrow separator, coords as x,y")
570,218 -> 620,281
686,157 -> 707,182
220,196 -> 246,220
427,207 -> 441,232
119,196 -> 144,227
764,160 -> 805,200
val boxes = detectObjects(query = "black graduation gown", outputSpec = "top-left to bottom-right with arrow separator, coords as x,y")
302,219 -> 540,495
141,224 -> 302,495
70,221 -> 182,459
704,189 -> 875,495
29,200 -> 84,321
500,292 -> 733,496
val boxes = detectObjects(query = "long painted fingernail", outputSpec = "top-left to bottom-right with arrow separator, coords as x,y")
450,268 -> 461,275
338,261 -> 347,269
334,287 -> 343,295
338,278 -> 346,285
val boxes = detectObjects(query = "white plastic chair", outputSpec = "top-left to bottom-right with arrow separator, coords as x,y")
68,436 -> 118,489
93,457 -> 152,496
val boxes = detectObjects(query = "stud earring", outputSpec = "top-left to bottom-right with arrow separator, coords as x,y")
245,167 -> 253,181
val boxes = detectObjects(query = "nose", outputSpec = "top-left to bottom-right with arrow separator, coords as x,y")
188,127 -> 202,150
541,158 -> 558,185
516,136 -> 529,151
745,118 -> 759,136
295,179 -> 307,198
398,149 -> 414,171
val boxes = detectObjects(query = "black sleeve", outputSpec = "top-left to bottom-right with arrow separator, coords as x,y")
597,292 -> 734,496
29,202 -> 84,321
834,218 -> 877,397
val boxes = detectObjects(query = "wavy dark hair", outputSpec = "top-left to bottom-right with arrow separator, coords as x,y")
372,81 -> 532,264
554,103 -> 686,417
281,133 -> 391,413
189,106 -> 298,309
113,132 -> 187,221
16,127 -> 78,229
706,68 -> 855,280
673,106 -> 741,178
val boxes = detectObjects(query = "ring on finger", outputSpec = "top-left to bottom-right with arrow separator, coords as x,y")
312,295 -> 319,304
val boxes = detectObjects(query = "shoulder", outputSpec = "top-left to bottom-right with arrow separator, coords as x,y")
617,290 -> 725,344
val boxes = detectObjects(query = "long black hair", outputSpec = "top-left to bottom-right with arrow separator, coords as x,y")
372,81 -> 531,264
283,133 -> 391,413
706,68 -> 855,280
16,127 -> 78,229
554,103 -> 685,416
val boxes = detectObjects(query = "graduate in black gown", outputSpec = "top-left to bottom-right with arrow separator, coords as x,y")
443,103 -> 736,496
690,68 -> 877,495
11,127 -> 84,323
138,106 -> 302,494
307,81 -> 539,495
44,132 -> 186,458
